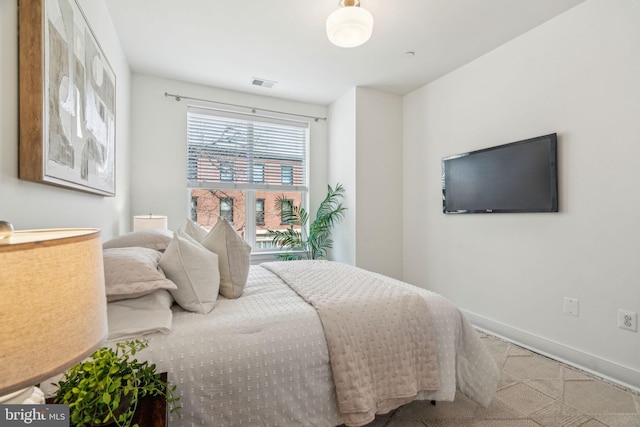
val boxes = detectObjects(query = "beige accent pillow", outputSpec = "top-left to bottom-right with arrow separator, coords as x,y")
201,219 -> 251,299
103,229 -> 174,251
104,247 -> 177,302
181,219 -> 208,242
160,232 -> 220,314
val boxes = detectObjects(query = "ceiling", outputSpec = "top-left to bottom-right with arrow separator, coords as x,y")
105,0 -> 585,106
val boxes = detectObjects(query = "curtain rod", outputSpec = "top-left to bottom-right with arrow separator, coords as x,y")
164,92 -> 327,122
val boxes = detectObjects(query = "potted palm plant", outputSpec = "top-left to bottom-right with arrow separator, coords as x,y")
270,183 -> 346,260
52,339 -> 180,427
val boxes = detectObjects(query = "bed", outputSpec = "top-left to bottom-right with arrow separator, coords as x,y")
84,224 -> 499,427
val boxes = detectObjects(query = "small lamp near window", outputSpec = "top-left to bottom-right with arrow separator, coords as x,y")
133,214 -> 168,232
0,225 -> 108,404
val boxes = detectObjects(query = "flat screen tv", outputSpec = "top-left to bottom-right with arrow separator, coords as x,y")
442,133 -> 558,214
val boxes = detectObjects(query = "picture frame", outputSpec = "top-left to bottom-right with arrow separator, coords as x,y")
19,0 -> 116,196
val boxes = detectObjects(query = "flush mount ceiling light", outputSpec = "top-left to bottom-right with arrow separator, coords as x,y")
326,0 -> 374,48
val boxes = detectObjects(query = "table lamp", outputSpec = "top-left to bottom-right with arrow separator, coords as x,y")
0,225 -> 108,404
133,214 -> 168,231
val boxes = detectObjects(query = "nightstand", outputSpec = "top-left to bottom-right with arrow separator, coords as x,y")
131,372 -> 168,427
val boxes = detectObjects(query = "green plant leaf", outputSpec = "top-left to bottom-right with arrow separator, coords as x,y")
270,183 -> 345,260
53,338 -> 180,426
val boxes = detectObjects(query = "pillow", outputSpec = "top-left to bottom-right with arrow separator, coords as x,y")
181,219 -> 208,242
106,289 -> 174,341
200,219 -> 251,299
159,232 -> 220,314
103,229 -> 174,251
103,247 -> 177,302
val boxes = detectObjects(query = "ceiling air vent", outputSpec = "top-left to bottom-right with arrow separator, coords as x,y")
251,77 -> 277,88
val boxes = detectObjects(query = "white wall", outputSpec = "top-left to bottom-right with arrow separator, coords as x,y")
0,0 -> 131,240
130,74 -> 329,233
329,87 -> 403,278
328,89 -> 357,265
403,0 -> 640,389
355,88 -> 403,278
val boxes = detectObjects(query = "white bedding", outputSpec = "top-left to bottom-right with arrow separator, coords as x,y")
263,261 -> 441,426
110,264 -> 499,427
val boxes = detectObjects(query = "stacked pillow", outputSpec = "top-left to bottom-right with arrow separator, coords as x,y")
159,230 -> 220,314
103,246 -> 177,302
101,221 -> 252,339
102,230 -> 177,340
197,219 -> 251,299
103,229 -> 174,252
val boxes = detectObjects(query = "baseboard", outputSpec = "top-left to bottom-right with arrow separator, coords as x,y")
462,309 -> 640,394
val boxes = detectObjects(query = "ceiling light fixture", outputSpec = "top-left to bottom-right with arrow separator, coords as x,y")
326,0 -> 374,48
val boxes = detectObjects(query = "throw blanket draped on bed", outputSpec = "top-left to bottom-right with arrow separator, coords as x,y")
263,260 -> 440,427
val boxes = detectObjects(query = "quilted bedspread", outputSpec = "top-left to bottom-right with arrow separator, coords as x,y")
262,261 -> 440,426
85,262 -> 498,427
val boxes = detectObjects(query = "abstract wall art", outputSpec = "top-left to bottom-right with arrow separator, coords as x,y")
19,0 -> 116,196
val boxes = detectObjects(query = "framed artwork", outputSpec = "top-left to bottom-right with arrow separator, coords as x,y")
19,0 -> 116,196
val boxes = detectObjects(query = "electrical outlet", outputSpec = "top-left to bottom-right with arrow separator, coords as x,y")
563,297 -> 579,317
618,309 -> 637,332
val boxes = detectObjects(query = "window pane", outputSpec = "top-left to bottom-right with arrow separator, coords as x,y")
256,191 -> 303,250
256,198 -> 265,226
253,163 -> 265,184
190,189 -> 245,236
220,197 -> 234,224
281,165 -> 293,185
280,199 -> 293,224
190,189 -> 304,250
220,162 -> 234,182
190,196 -> 198,221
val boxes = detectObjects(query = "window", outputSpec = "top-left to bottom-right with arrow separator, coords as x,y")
190,196 -> 198,221
256,198 -> 265,226
219,197 -> 234,223
281,165 -> 293,185
187,107 -> 308,251
220,162 -> 234,182
253,163 -> 265,184
280,199 -> 293,225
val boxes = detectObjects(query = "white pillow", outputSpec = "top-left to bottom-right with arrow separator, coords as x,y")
160,232 -> 220,314
103,247 -> 177,302
181,219 -> 208,242
201,219 -> 251,299
103,229 -> 174,252
106,289 -> 174,341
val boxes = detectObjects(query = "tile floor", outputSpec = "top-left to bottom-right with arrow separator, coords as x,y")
362,333 -> 640,426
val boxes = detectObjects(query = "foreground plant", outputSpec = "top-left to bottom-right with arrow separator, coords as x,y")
53,339 -> 180,427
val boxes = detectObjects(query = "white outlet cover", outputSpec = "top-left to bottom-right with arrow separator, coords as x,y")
564,297 -> 579,317
618,309 -> 638,332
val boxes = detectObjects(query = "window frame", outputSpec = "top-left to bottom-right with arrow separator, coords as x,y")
186,107 -> 310,254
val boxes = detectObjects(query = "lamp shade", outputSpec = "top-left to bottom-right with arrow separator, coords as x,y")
0,228 -> 108,396
133,214 -> 168,231
326,4 -> 374,48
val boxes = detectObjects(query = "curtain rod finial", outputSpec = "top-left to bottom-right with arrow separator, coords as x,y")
164,92 -> 181,102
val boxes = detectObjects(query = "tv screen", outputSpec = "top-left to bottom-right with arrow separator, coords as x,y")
442,133 -> 558,214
